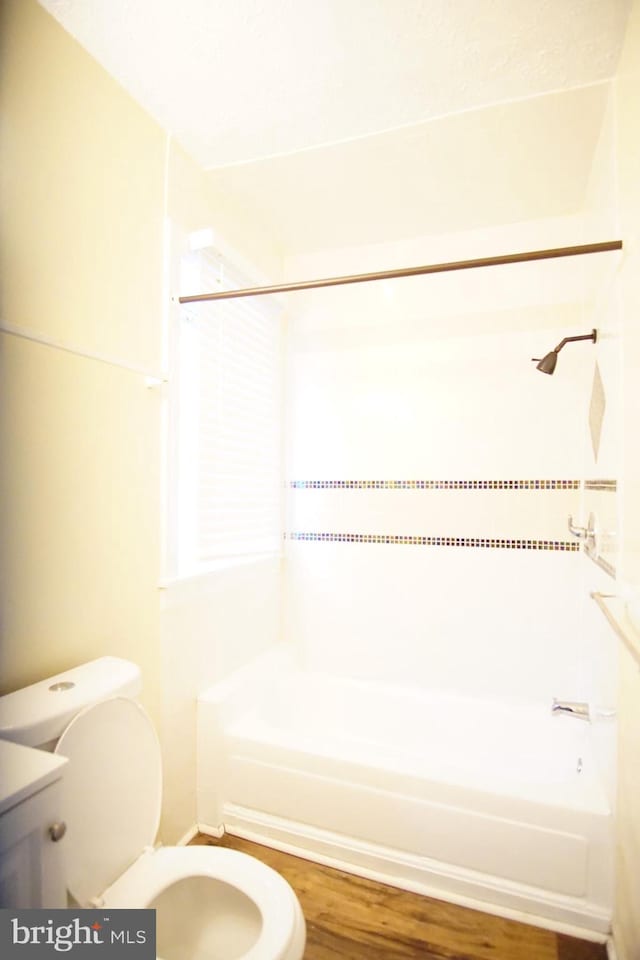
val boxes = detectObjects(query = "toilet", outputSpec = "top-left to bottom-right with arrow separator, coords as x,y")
0,657 -> 306,960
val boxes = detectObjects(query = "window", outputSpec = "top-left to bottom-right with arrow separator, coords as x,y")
173,249 -> 283,574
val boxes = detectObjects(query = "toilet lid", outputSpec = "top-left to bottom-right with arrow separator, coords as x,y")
55,697 -> 162,905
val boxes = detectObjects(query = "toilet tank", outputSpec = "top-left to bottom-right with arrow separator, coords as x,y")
0,657 -> 142,748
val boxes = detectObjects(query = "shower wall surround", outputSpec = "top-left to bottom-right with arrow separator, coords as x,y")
288,477 -> 581,552
283,236 -> 613,702
288,479 -> 616,553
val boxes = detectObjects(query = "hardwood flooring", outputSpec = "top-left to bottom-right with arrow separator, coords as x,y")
190,833 -> 607,960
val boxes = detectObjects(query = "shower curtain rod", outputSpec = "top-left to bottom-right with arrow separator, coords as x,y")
179,239 -> 622,304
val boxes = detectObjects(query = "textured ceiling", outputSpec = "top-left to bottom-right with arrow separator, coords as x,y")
39,0 -> 630,169
37,0 -> 630,255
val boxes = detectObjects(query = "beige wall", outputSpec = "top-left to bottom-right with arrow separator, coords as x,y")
0,0 -> 284,846
0,0 -> 166,722
613,0 -> 640,956
169,142 -> 283,283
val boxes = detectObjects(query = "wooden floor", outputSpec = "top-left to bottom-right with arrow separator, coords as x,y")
190,834 -> 607,960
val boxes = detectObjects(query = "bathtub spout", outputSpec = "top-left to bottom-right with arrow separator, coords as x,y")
551,699 -> 590,721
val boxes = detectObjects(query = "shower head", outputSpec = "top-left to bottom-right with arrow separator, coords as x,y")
535,350 -> 558,375
532,329 -> 597,375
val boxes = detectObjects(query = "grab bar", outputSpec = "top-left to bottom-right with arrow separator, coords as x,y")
591,591 -> 640,670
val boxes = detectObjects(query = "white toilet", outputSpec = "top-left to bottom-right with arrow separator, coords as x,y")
0,657 -> 306,960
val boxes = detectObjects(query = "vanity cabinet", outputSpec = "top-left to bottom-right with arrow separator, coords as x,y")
0,739 -> 68,908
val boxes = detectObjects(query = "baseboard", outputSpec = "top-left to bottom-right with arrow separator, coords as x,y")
196,821 -> 225,839
215,804 -> 611,941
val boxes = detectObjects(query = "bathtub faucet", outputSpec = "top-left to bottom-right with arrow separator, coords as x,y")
551,698 -> 590,721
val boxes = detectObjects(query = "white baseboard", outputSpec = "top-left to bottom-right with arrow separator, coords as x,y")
196,821 -> 225,839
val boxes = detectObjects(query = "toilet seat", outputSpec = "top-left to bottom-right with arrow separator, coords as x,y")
55,697 -> 162,906
54,697 -> 305,960
102,845 -> 304,960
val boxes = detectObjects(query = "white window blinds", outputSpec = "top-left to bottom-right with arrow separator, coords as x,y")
177,251 -> 283,570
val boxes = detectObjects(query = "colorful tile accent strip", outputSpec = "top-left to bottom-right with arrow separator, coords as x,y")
287,532 -> 579,551
289,479 -> 580,490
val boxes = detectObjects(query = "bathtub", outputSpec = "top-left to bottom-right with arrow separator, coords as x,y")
197,646 -> 612,934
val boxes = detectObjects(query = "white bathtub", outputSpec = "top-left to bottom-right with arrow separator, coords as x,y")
197,647 -> 612,934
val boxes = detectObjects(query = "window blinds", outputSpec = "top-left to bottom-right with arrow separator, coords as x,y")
178,252 -> 283,568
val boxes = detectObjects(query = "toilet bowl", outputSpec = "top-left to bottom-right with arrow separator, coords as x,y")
0,658 -> 306,960
103,846 -> 304,960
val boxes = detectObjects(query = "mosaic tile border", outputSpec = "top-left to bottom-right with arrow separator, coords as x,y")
289,479 -> 580,490
287,532 -> 579,551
